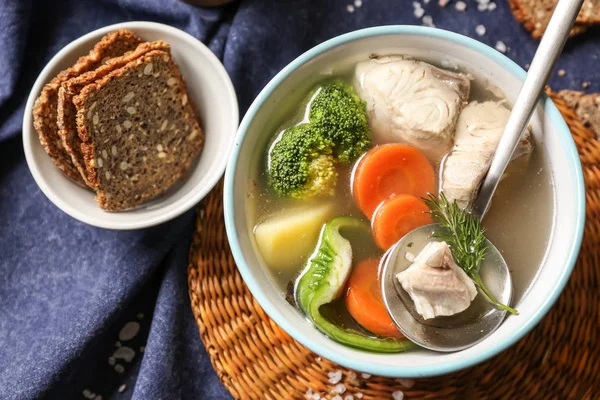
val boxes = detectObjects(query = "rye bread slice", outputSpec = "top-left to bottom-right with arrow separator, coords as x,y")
57,41 -> 171,187
32,29 -> 142,185
73,50 -> 205,211
508,0 -> 598,39
560,90 -> 600,138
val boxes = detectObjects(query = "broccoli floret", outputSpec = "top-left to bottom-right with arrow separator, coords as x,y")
267,80 -> 370,199
269,124 -> 338,199
308,80 -> 370,163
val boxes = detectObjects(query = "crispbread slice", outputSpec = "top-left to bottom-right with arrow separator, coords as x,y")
508,0 -> 598,39
57,41 -> 171,187
73,50 -> 205,211
560,90 -> 600,137
32,29 -> 141,185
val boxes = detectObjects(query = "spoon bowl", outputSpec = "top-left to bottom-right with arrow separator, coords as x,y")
380,224 -> 513,352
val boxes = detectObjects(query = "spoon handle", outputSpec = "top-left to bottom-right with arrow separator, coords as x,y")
471,0 -> 584,219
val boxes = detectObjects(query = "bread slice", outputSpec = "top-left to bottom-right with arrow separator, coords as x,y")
73,50 -> 205,211
57,41 -> 171,187
508,0 -> 598,39
560,90 -> 600,137
32,29 -> 142,185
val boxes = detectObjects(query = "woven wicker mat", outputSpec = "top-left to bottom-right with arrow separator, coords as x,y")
188,92 -> 600,400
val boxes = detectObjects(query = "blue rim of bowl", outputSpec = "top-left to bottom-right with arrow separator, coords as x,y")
224,25 -> 585,377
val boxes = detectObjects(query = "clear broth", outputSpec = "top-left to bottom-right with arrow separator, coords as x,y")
248,64 -> 554,331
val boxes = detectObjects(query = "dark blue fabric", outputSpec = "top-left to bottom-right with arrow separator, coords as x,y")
0,0 -> 598,399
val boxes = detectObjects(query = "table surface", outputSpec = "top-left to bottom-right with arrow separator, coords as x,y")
0,0 -> 598,399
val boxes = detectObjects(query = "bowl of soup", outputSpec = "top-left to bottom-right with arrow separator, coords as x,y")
224,26 -> 585,377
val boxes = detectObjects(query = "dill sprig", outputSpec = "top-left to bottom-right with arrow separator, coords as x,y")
423,193 -> 518,315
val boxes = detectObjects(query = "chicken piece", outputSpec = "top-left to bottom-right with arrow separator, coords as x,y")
397,241 -> 477,320
442,101 -> 533,209
354,56 -> 470,161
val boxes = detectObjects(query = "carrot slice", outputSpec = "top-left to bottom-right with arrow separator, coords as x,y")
346,259 -> 403,338
352,144 -> 435,219
372,195 -> 433,251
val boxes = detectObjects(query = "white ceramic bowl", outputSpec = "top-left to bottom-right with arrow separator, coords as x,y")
23,21 -> 238,230
224,26 -> 585,377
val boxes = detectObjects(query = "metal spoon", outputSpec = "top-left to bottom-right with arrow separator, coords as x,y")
380,0 -> 584,352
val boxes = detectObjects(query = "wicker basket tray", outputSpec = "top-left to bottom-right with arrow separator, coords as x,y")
188,92 -> 600,399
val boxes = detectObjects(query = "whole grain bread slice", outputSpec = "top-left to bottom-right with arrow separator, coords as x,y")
560,90 -> 600,138
57,41 -> 171,187
73,50 -> 205,211
32,29 -> 142,185
508,0 -> 599,39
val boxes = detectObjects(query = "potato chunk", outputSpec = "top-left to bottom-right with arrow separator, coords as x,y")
254,202 -> 335,271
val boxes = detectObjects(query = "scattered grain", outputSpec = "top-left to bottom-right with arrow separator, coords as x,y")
157,144 -> 164,152
328,371 -> 343,384
182,95 -> 188,106
119,321 -> 140,341
475,24 -> 486,36
126,107 -> 136,115
123,120 -> 132,129
347,4 -> 355,13
113,345 -> 135,362
582,82 -> 590,89
392,391 -> 405,400
105,171 -> 111,180
111,146 -> 118,156
93,114 -> 99,125
495,41 -> 507,53
422,15 -> 435,27
455,1 -> 466,11
335,384 -> 347,394
167,77 -> 177,86
120,161 -> 129,171
118,384 -> 126,393
158,151 -> 167,159
114,364 -> 125,374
